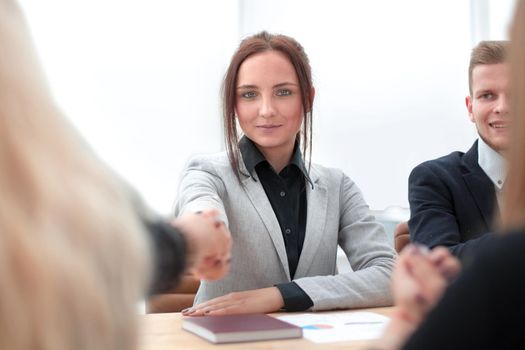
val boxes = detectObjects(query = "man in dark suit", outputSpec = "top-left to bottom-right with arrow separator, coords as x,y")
409,41 -> 509,259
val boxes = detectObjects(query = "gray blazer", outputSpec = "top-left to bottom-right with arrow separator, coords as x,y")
174,152 -> 395,311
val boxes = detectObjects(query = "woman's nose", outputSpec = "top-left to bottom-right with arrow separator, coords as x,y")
259,95 -> 276,118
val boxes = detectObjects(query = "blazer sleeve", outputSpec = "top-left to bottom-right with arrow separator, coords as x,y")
144,219 -> 187,295
294,173 -> 396,311
174,156 -> 229,225
408,163 -> 480,257
126,187 -> 188,295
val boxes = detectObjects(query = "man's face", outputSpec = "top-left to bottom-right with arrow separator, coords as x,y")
466,63 -> 510,155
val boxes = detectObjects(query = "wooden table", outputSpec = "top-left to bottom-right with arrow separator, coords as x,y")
140,307 -> 394,350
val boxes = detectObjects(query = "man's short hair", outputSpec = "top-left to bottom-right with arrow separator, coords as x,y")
468,40 -> 509,95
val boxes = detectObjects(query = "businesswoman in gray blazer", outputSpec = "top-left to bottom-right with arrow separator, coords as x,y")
177,31 -> 396,315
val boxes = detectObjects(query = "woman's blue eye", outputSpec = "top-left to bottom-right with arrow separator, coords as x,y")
241,91 -> 257,98
276,89 -> 292,96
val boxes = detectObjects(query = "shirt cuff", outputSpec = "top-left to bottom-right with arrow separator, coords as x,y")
275,282 -> 313,311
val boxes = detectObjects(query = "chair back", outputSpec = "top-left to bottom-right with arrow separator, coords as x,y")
147,274 -> 200,313
394,221 -> 411,253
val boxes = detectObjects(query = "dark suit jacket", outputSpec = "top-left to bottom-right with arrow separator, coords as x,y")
403,228 -> 525,350
145,219 -> 187,295
408,141 -> 498,258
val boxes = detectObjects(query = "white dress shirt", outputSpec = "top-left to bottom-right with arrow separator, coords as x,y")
477,137 -> 507,208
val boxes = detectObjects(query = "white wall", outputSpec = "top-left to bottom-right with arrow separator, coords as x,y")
241,0 -> 474,210
471,0 -> 517,42
18,0 -> 516,214
19,0 -> 239,214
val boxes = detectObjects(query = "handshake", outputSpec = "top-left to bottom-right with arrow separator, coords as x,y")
172,210 -> 232,281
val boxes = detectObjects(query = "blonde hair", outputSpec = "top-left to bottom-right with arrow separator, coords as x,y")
502,0 -> 525,231
0,1 -> 150,349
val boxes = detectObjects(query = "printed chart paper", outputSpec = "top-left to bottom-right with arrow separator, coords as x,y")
278,312 -> 389,343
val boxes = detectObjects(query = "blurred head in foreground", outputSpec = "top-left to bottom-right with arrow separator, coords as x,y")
502,0 -> 525,231
0,1 -> 150,349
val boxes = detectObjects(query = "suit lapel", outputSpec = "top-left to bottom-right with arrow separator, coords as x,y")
241,173 -> 291,279
462,141 -> 497,228
294,167 -> 328,278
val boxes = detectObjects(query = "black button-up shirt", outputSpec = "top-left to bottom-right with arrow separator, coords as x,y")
239,136 -> 314,311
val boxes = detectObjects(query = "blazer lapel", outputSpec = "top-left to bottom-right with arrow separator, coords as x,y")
294,167 -> 328,278
462,141 -> 497,228
241,172 -> 291,279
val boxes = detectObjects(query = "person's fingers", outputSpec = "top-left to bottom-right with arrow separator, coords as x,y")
191,237 -> 231,279
174,210 -> 232,280
182,296 -> 227,315
390,247 -> 447,323
200,251 -> 229,269
223,254 -> 232,266
200,208 -> 220,221
428,247 -> 461,280
201,300 -> 242,315
184,300 -> 244,316
195,259 -> 229,280
213,226 -> 232,273
201,209 -> 222,223
405,255 -> 446,306
185,309 -> 206,316
407,254 -> 442,286
391,256 -> 418,292
206,304 -> 244,316
437,258 -> 461,281
428,247 -> 451,265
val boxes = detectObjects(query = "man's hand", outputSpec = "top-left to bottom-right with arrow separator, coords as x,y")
391,244 -> 461,324
172,209 -> 231,281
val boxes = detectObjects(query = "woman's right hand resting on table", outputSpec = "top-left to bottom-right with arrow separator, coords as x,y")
172,210 -> 232,281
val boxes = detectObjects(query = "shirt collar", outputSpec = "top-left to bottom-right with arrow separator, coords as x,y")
238,135 -> 313,187
477,137 -> 507,190
239,136 -> 266,176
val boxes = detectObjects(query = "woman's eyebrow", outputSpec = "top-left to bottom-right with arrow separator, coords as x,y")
236,84 -> 258,90
274,82 -> 298,88
236,82 -> 298,89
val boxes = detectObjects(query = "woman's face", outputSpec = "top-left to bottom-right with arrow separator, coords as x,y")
235,50 -> 304,157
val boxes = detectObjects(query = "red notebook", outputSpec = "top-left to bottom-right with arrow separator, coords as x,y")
182,314 -> 303,343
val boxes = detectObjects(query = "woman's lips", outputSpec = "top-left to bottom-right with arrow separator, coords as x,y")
257,124 -> 282,129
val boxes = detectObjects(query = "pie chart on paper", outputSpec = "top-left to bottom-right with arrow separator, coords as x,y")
302,324 -> 334,330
